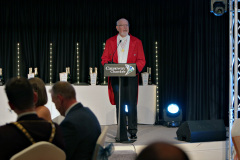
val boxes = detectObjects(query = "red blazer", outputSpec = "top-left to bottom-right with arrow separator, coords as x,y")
101,34 -> 146,105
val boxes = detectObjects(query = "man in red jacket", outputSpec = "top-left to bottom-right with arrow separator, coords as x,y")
101,18 -> 146,141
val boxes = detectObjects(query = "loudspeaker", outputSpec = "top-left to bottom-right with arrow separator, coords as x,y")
176,120 -> 226,142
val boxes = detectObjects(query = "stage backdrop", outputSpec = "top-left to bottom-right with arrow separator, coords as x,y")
0,0 -> 229,124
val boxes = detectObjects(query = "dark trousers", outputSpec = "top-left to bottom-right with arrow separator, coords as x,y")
111,76 -> 138,137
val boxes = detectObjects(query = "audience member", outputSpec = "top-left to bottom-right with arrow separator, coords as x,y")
51,81 -> 101,160
231,118 -> 240,159
136,142 -> 189,160
29,77 -> 51,121
0,77 -> 64,160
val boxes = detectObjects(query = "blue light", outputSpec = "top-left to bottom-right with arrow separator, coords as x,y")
125,105 -> 128,113
167,104 -> 179,114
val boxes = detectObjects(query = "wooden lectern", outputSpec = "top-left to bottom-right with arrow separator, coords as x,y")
104,63 -> 136,142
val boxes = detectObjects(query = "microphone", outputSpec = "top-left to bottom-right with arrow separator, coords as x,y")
110,40 -> 122,64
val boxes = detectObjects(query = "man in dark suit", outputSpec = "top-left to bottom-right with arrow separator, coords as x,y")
0,77 -> 65,160
101,18 -> 146,141
51,81 -> 101,160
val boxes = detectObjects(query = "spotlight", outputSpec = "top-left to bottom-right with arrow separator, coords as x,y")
163,104 -> 182,127
210,0 -> 227,16
167,104 -> 179,114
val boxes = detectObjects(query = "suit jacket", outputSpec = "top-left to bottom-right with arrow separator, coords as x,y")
60,103 -> 101,160
0,113 -> 65,160
101,34 -> 146,104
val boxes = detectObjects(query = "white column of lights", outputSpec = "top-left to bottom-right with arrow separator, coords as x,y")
155,41 -> 159,123
49,43 -> 53,84
76,42 -> 80,84
103,42 -> 106,84
17,43 -> 20,77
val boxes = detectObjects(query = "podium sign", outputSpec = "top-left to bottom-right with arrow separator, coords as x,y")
104,63 -> 136,77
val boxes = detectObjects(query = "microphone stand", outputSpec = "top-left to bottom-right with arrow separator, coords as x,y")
110,40 -> 122,64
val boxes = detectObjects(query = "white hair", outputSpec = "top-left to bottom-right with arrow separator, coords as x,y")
116,18 -> 129,26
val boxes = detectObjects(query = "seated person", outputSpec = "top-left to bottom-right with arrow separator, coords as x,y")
136,141 -> 189,160
50,81 -> 101,160
231,118 -> 240,160
29,77 -> 51,121
0,77 -> 64,160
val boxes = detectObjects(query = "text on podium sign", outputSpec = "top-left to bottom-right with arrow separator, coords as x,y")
104,63 -> 136,77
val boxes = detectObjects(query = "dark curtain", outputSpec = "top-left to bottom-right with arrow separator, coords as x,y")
0,0 -> 229,123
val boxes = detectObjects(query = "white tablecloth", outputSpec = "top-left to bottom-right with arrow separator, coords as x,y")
0,85 -> 156,125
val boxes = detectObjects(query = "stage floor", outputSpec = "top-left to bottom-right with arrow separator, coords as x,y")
104,125 -> 229,160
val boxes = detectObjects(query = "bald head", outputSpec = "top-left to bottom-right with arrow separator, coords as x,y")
51,81 -> 76,99
116,18 -> 129,26
136,142 -> 189,160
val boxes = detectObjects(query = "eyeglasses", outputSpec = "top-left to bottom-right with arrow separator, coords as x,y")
117,24 -> 129,27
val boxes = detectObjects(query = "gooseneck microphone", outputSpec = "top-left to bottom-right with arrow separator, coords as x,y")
110,40 -> 122,64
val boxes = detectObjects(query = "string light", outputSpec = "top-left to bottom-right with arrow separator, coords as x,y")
49,43 -> 52,84
103,43 -> 107,84
76,42 -> 80,84
155,41 -> 159,122
17,43 -> 20,77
